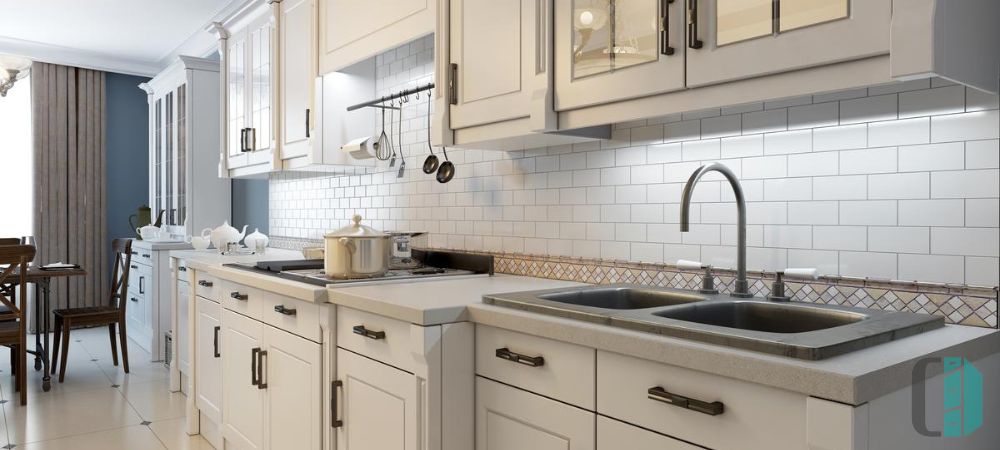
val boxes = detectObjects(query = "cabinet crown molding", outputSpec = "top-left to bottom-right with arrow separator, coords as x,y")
206,21 -> 229,40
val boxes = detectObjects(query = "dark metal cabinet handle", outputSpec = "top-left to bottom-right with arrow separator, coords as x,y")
257,349 -> 267,389
495,347 -> 545,367
141,253 -> 151,258
687,0 -> 703,49
249,128 -> 257,152
130,297 -> 139,303
198,280 -> 214,287
240,128 -> 247,152
213,326 -> 221,358
130,264 -> 139,269
230,292 -> 249,301
331,380 -> 343,428
178,266 -> 187,272
352,325 -> 385,340
139,276 -> 145,294
131,251 -> 138,256
660,0 -> 675,55
274,305 -> 297,316
251,347 -> 260,386
647,386 -> 724,416
305,109 -> 310,138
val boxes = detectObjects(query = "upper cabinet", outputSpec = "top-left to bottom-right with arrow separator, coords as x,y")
318,0 -> 435,73
278,0 -> 316,161
223,11 -> 278,177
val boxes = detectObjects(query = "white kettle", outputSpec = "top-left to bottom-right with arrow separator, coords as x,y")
243,228 -> 269,251
205,221 -> 247,251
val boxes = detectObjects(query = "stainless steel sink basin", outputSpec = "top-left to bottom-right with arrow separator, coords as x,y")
483,284 -> 945,360
652,301 -> 866,333
539,287 -> 704,310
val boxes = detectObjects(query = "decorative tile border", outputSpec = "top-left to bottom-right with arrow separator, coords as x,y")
270,238 -> 997,328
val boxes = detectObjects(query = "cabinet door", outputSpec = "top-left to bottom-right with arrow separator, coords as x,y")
227,28 -> 249,167
597,415 -> 700,450
320,0 -> 433,73
195,297 -> 222,423
335,348 -> 418,450
279,0 -> 316,160
449,0 -> 546,129
686,0 -> 890,87
263,325 -> 323,450
476,377 -> 595,450
247,15 -> 275,156
222,310 -> 266,450
177,279 -> 191,376
555,0 -> 686,111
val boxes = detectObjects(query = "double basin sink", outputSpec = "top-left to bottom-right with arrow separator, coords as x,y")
483,285 -> 944,360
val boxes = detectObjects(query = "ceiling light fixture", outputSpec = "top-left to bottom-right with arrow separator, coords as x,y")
0,54 -> 32,97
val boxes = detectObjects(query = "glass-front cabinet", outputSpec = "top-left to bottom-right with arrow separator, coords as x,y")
151,88 -> 185,228
223,10 -> 278,176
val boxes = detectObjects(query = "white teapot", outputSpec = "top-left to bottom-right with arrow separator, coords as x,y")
244,228 -> 269,251
205,221 -> 247,251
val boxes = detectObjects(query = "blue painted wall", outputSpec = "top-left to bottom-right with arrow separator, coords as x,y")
105,72 -> 150,242
232,178 -> 269,234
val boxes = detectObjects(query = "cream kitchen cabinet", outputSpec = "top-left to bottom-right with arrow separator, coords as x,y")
195,296 -> 223,424
277,0 -> 317,162
222,309 -> 265,450
476,377 -> 595,450
334,348 -> 419,450
318,0 -> 434,74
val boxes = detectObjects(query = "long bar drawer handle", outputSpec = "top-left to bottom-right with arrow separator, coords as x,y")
130,297 -> 139,303
352,325 -> 385,340
251,347 -> 260,386
178,266 -> 187,272
230,292 -> 249,301
213,326 -> 221,358
274,305 -> 297,316
331,380 -> 343,428
495,347 -> 545,367
198,280 -> 214,287
647,386 -> 724,416
130,264 -> 139,269
141,253 -> 151,258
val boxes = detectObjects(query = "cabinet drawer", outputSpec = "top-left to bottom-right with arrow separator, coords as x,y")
133,248 -> 153,265
194,273 -> 221,302
336,307 -> 415,372
260,295 -> 321,343
221,281 -> 264,321
476,325 -> 595,410
476,376 -> 595,450
597,415 -> 700,450
597,350 -> 807,450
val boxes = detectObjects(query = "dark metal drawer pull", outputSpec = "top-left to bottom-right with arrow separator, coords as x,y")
251,347 -> 260,386
647,386 -> 724,416
130,297 -> 139,303
686,0 -> 703,49
352,325 -> 385,340
495,347 -> 545,367
230,292 -> 248,301
141,253 -> 151,258
178,266 -> 187,272
257,349 -> 267,389
198,280 -> 214,287
660,0 -> 675,55
331,380 -> 343,428
274,305 -> 297,316
130,264 -> 139,269
213,326 -> 221,358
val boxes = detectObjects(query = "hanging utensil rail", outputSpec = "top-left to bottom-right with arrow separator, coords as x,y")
346,83 -> 435,111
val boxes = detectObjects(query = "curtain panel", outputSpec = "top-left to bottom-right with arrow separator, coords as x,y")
31,63 -> 108,311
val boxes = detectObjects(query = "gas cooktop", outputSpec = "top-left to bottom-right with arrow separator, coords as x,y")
224,249 -> 494,287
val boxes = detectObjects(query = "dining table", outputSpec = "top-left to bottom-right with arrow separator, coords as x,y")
1,264 -> 87,391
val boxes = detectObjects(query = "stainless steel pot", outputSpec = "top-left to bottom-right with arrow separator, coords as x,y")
323,215 -> 390,278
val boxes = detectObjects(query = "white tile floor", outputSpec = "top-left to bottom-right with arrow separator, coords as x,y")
0,327 -> 214,449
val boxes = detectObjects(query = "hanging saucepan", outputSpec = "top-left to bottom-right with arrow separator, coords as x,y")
323,214 -> 391,279
422,90 -> 439,174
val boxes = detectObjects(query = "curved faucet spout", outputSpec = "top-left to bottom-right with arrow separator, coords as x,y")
679,163 -> 752,298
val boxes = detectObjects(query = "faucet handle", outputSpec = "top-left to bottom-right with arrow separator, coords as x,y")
677,260 -> 719,295
781,268 -> 819,280
767,268 -> 818,301
676,259 -> 707,270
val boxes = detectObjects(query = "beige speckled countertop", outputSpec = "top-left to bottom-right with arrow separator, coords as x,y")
170,248 -> 329,303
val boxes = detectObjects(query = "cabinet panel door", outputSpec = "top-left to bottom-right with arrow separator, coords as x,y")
320,0 -> 432,72
177,280 -> 191,376
597,415 -> 700,450
686,0 -> 889,87
195,297 -> 222,422
227,30 -> 248,159
280,0 -> 316,160
449,0 -> 543,129
476,377 -> 595,450
222,310 -> 265,450
554,0 -> 686,111
248,16 -> 275,155
335,348 -> 418,450
264,325 -> 323,450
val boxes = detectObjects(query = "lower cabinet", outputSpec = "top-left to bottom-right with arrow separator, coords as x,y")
596,415 -> 700,450
335,348 -> 419,450
475,376 -> 594,450
176,280 -> 191,377
222,310 -> 265,450
195,296 -> 222,422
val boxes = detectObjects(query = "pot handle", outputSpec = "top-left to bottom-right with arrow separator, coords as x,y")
338,237 -> 357,254
201,228 -> 213,238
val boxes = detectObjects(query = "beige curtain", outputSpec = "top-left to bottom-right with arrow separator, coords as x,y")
31,62 -> 108,311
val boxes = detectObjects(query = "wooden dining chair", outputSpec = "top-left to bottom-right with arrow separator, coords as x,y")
0,238 -> 22,246
0,244 -> 36,405
51,238 -> 133,382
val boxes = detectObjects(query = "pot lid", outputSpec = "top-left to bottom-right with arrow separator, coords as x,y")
324,214 -> 387,238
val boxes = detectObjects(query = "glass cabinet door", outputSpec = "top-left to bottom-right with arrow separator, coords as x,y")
572,0 -> 613,78
165,91 -> 175,225
154,98 -> 163,218
249,23 -> 272,152
779,0 -> 848,32
228,36 -> 246,158
716,0 -> 772,46
176,84 -> 187,227
571,0 -> 660,78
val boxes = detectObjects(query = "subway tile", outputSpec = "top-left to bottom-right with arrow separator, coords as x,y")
573,240 -> 601,258
788,102 -> 839,130
701,114 -> 742,139
763,178 -> 813,201
587,223 -> 615,240
898,85 -> 966,119
966,87 -> 1000,112
966,199 -> 1000,227
788,201 -> 839,225
720,134 -> 764,158
868,172 -> 929,199
648,223 -> 682,244
646,142 -> 683,163
898,200 -> 965,226
722,102 -> 763,115
615,147 -> 646,166
788,152 -> 839,177
681,224 -> 720,245
559,153 -> 587,170
840,146 -> 897,174
932,110 -> 1000,142
630,164 -> 664,184
664,120 -> 701,143
813,87 -> 868,103
839,251 -> 897,279
931,169 -> 1000,198
932,227 -> 1000,257
572,169 -> 601,187
664,161 -> 704,183
601,167 -> 631,185
587,149 -> 617,168
898,254 -> 964,284
868,117 -> 930,147
631,204 -> 664,223
616,223 -> 647,242
747,247 -> 788,272
701,202 -> 737,224
966,256 -> 1000,286
840,94 -> 897,124
897,142 -> 965,172
763,225 -> 812,249
840,200 -> 897,225
663,243 -> 701,261
601,129 -> 631,149
765,95 -> 813,110
631,242 -> 665,263
630,124 -> 665,145
615,185 -> 647,203
683,108 -> 721,120
742,109 -> 788,134
868,227 -> 929,254
966,139 -> 999,169
787,249 -> 840,276
742,155 -> 787,179
867,79 -> 930,96
586,186 -> 615,204
682,139 -> 722,161
813,124 -> 867,151
764,130 -> 813,155
746,202 -> 788,224
722,224 -> 764,247
814,226 -> 867,251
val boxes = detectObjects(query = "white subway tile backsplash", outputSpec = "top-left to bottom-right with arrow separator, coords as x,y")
868,227 -> 929,254
868,172 -> 929,199
813,124 -> 867,151
966,256 -> 1000,286
966,199 -> 1000,227
868,117 -> 930,147
646,142 -> 683,164
664,120 -> 701,143
763,178 -> 812,201
898,142 -> 965,172
839,251 -> 897,279
746,202 -> 788,224
720,134 -> 764,158
788,102 -> 839,130
840,146 -> 898,175
787,249 -> 840,276
966,140 -> 1000,169
813,175 -> 867,200
765,130 -> 813,155
788,201 -> 839,225
788,152 -> 839,177
898,85 -> 966,119
701,114 -> 742,139
932,228 -> 1000,257
840,201 -> 897,225
840,94 -> 898,125
898,254 -> 964,283
763,225 -> 812,249
742,109 -> 787,134
742,155 -> 787,179
931,169 -> 1000,198
814,226 -> 867,251
630,125 -> 665,145
966,88 -> 1000,112
932,110 -> 1000,142
898,200 -> 965,226
682,139 -> 721,161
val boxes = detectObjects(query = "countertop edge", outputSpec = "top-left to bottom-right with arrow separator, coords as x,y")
173,250 -> 328,303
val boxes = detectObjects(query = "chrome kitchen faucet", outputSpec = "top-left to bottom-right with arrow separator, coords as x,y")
680,163 -> 753,298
